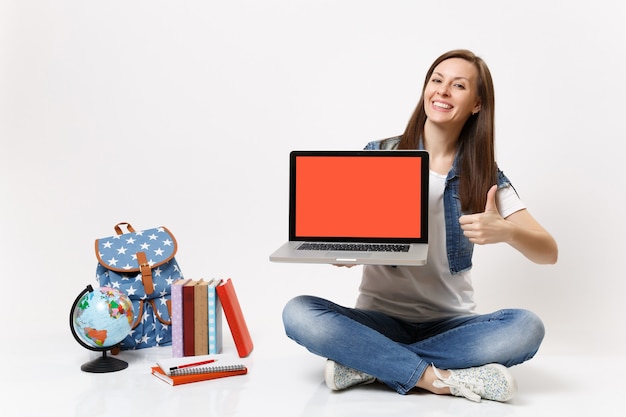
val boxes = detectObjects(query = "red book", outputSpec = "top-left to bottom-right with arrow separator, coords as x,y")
216,278 -> 254,357
182,280 -> 198,356
151,365 -> 247,386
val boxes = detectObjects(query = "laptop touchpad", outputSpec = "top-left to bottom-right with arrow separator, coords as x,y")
327,252 -> 372,259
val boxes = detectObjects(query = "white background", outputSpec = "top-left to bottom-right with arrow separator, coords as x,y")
1,0 -> 624,363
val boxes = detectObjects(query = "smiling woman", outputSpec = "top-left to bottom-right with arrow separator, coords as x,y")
282,49 -> 558,403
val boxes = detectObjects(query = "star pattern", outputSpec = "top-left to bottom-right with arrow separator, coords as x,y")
96,226 -> 175,270
95,226 -> 183,350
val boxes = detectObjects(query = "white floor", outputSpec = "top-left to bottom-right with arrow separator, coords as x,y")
6,330 -> 625,417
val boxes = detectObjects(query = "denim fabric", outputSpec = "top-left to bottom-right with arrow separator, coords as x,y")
364,137 -> 513,274
282,139 -> 537,394
283,295 -> 544,394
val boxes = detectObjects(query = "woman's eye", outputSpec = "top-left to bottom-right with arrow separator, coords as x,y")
454,83 -> 466,89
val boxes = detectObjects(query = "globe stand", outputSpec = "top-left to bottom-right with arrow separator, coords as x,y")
81,350 -> 128,373
70,285 -> 132,373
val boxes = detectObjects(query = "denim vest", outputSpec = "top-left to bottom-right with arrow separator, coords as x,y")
364,137 -> 513,275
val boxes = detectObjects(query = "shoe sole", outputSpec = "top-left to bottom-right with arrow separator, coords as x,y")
324,360 -> 341,390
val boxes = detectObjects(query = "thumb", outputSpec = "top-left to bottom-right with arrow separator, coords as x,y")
484,184 -> 498,213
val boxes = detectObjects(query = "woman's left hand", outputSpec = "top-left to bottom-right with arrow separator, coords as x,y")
458,185 -> 511,245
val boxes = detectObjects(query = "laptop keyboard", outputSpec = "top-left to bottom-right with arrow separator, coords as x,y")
297,243 -> 410,252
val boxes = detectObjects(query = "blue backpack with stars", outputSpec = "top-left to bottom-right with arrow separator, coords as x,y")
95,222 -> 184,350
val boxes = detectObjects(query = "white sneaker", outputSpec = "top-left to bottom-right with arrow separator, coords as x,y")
432,363 -> 517,402
324,359 -> 376,391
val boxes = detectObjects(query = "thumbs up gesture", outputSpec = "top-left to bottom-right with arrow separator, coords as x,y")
459,185 -> 509,245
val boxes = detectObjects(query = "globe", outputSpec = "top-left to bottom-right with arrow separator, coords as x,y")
70,285 -> 134,372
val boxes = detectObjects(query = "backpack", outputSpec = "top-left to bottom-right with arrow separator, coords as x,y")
95,222 -> 183,350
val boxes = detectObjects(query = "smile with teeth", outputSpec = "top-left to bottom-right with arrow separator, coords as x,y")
433,101 -> 452,109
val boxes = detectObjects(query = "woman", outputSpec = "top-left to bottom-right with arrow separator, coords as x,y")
282,49 -> 558,403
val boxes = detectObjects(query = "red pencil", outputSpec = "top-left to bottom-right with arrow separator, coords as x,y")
169,359 -> 216,371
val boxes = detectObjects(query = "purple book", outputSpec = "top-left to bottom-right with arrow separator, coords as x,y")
171,278 -> 190,357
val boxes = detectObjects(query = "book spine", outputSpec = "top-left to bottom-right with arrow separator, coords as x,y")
182,281 -> 196,357
171,279 -> 189,358
208,280 -> 222,354
216,278 -> 254,357
194,281 -> 209,356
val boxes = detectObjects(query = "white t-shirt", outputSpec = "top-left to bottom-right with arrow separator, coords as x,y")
355,171 -> 526,322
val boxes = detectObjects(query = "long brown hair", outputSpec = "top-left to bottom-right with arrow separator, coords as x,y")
398,49 -> 497,214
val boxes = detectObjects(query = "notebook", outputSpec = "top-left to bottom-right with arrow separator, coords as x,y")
269,150 -> 429,265
151,353 -> 247,386
155,353 -> 246,376
151,365 -> 247,386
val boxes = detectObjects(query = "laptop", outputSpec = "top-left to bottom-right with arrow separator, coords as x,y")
269,150 -> 429,265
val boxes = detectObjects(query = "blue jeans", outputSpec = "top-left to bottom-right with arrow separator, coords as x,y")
282,295 -> 545,394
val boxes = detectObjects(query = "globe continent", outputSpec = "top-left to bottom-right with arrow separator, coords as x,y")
72,286 -> 134,348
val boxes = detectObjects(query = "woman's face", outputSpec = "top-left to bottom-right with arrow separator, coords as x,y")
423,58 -> 482,129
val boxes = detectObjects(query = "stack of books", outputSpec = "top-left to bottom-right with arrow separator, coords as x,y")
151,353 -> 248,386
171,277 -> 253,358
